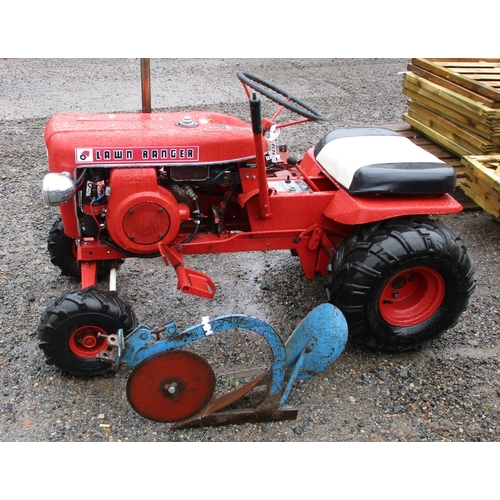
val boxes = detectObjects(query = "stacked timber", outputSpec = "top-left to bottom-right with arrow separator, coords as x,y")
461,155 -> 500,219
402,59 -> 500,217
402,59 -> 500,158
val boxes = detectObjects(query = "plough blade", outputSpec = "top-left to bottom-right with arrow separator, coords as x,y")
117,303 -> 348,427
285,303 -> 348,380
171,407 -> 298,428
170,369 -> 296,428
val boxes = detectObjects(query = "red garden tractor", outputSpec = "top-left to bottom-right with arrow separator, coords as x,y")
37,61 -> 475,424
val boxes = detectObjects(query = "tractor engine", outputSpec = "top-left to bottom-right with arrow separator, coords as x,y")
42,110 -> 261,254
105,168 -> 190,254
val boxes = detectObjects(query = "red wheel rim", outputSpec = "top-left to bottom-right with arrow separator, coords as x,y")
69,325 -> 109,358
379,267 -> 445,327
126,350 -> 216,423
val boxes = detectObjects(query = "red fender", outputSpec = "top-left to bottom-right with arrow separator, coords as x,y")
323,188 -> 462,226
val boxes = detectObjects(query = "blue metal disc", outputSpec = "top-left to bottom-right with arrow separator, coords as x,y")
284,303 -> 348,380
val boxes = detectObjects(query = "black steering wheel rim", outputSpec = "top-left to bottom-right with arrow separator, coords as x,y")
237,71 -> 327,122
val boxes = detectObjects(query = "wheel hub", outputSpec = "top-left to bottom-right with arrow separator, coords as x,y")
69,325 -> 108,358
379,267 -> 445,327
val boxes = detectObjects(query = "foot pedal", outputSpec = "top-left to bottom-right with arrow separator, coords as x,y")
175,267 -> 216,299
159,244 -> 216,299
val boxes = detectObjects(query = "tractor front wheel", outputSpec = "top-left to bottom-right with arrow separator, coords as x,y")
38,287 -> 137,376
47,218 -> 119,281
327,217 -> 475,351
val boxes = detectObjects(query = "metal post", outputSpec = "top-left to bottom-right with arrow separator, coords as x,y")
141,58 -> 151,113
249,93 -> 271,220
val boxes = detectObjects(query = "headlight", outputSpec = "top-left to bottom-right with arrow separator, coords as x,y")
42,172 -> 76,207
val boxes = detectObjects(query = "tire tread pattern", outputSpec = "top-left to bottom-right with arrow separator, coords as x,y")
327,217 -> 476,351
38,287 -> 136,376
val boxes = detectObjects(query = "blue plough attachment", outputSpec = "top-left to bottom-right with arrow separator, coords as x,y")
98,303 -> 348,427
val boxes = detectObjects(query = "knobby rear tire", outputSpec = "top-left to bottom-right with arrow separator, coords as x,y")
327,217 -> 476,351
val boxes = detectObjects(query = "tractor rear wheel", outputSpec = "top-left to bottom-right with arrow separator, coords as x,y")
327,217 -> 475,351
38,287 -> 137,376
47,218 -> 119,281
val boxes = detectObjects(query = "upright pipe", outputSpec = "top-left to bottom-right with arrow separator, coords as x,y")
249,93 -> 271,220
141,58 -> 151,113
109,267 -> 117,292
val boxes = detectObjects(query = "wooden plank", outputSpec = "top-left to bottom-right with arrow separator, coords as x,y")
461,180 -> 500,218
407,101 -> 500,152
403,75 -> 498,125
462,178 -> 500,217
407,63 -> 500,108
461,155 -> 500,218
403,85 -> 495,138
464,74 -> 500,80
403,113 -> 475,157
438,60 -> 500,66
450,69 -> 500,76
412,58 -> 500,102
406,106 -> 485,153
462,155 -> 500,189
406,106 -> 495,155
404,72 -> 500,120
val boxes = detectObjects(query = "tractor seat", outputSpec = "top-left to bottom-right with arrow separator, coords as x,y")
314,128 -> 456,195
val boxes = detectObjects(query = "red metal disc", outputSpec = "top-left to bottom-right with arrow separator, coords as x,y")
379,266 -> 445,327
123,202 -> 171,245
69,325 -> 109,358
126,350 -> 216,423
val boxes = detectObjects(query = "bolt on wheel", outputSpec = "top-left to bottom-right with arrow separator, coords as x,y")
379,267 -> 445,327
69,325 -> 109,358
38,287 -> 136,377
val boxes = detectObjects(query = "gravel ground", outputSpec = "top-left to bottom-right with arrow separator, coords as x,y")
1,59 -> 499,450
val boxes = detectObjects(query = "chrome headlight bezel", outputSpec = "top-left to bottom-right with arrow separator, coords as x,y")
42,172 -> 76,207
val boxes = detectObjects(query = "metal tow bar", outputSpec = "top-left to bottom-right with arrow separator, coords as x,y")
97,303 -> 348,428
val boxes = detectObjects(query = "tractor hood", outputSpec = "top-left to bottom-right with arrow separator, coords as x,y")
44,111 -> 258,174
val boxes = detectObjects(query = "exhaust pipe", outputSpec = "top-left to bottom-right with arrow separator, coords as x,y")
141,58 -> 151,113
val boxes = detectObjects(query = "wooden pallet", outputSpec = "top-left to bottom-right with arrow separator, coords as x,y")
403,83 -> 500,139
402,60 -> 500,158
461,155 -> 500,219
410,59 -> 500,106
403,71 -> 500,121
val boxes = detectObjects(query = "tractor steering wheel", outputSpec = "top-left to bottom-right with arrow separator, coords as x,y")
237,72 -> 327,122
